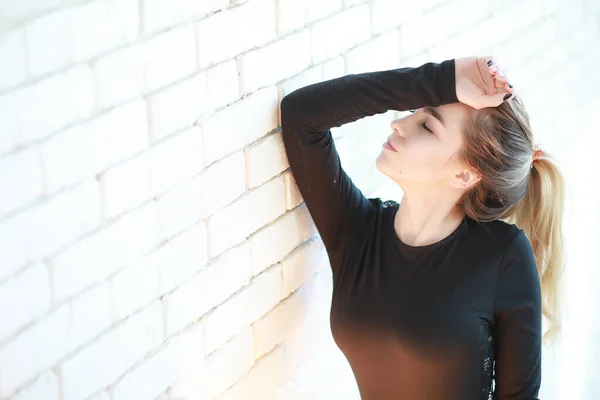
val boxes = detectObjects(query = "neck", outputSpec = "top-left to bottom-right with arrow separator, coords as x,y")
395,188 -> 466,247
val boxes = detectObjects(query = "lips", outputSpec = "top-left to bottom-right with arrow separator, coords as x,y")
387,139 -> 398,152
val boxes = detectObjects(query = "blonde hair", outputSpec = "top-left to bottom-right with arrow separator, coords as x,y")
457,95 -> 566,346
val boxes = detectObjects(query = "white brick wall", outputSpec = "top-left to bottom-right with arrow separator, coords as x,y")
0,0 -> 598,399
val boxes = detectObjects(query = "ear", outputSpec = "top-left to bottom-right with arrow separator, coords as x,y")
449,168 -> 481,190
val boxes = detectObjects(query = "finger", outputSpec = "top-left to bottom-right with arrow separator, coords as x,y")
498,75 -> 515,94
494,70 -> 508,83
490,68 -> 515,94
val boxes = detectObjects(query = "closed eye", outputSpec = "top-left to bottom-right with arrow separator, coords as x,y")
421,122 -> 433,133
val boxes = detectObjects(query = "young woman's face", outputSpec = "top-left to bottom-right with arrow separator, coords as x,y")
375,102 -> 472,187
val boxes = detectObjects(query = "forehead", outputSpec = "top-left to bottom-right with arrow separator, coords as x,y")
434,103 -> 471,136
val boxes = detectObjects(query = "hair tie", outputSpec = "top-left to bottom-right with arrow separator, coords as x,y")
531,143 -> 544,167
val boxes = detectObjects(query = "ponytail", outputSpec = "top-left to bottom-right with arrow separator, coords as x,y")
503,152 -> 566,346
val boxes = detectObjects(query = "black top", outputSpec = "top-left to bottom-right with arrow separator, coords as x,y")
280,59 -> 542,400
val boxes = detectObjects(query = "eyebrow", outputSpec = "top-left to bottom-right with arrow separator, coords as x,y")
423,106 -> 445,128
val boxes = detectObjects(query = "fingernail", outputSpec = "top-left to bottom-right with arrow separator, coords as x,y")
487,59 -> 493,66
503,93 -> 512,101
508,83 -> 513,88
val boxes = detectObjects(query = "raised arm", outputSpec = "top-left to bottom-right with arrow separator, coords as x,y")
493,229 -> 543,399
279,59 -> 459,259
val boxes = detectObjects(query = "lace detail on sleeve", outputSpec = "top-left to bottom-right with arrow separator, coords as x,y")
481,330 -> 496,400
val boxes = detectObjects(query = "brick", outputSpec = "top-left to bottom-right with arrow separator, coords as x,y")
149,126 -> 204,197
0,307 -> 68,397
196,0 -> 276,69
281,239 -> 327,297
9,371 -> 60,400
253,269 -> 329,360
52,202 -> 160,304
42,100 -> 148,194
61,302 -> 163,400
157,150 -> 245,239
0,93 -> 19,154
241,30 -> 311,94
170,327 -> 254,400
207,175 -> 286,258
371,0 -> 420,36
0,282 -> 111,398
2,65 -> 93,145
283,170 -> 303,210
0,180 -> 102,281
143,0 -> 229,35
198,150 -> 246,220
93,44 -> 146,109
109,246 -> 161,321
399,18 -> 431,56
202,85 -> 279,166
148,61 -> 238,141
112,324 -> 204,400
252,303 -> 287,360
156,222 -> 209,295
0,262 -> 50,344
66,282 -> 113,349
23,0 -> 138,77
0,146 -> 43,218
493,19 -> 555,67
88,391 -> 111,400
399,52 -> 429,70
143,24 -> 197,93
166,241 -> 251,336
345,30 -> 400,73
322,56 -> 345,80
156,175 -> 203,239
1,0 -> 81,27
273,271 -> 334,369
147,72 -> 206,140
311,5 -> 370,64
402,0 -> 489,55
217,345 -> 284,400
245,131 -> 289,189
249,208 -> 306,276
203,264 -> 282,354
23,11 -> 69,77
554,6 -> 583,37
205,59 -> 240,114
489,0 -> 540,30
294,203 -> 318,241
277,0 -> 308,36
100,152 -> 151,219
68,0 -> 139,63
345,0 -> 370,6
307,0 -> 343,23
279,63 -> 322,99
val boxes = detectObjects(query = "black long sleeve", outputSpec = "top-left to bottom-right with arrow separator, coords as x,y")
493,230 -> 543,399
279,59 -> 542,400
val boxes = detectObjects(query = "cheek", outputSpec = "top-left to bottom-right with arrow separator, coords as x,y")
376,147 -> 447,180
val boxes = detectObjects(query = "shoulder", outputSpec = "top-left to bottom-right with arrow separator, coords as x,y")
467,218 -> 521,249
363,197 -> 399,218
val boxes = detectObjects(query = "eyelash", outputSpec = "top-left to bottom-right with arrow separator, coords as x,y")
408,110 -> 433,134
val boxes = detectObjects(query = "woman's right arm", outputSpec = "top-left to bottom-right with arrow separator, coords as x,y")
279,59 -> 459,258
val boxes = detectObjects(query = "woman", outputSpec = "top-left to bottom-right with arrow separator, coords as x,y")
279,55 -> 565,399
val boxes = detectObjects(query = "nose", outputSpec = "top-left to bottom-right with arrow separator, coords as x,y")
390,119 -> 402,137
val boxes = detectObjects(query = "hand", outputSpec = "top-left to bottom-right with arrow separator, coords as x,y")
455,56 -> 516,109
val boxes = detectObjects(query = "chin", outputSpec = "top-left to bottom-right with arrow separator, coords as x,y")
375,154 -> 396,179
